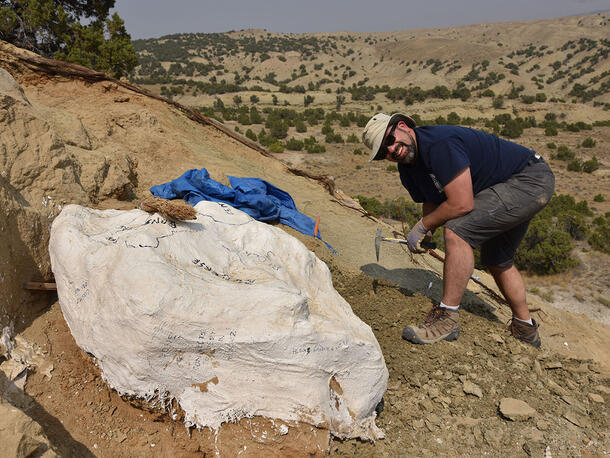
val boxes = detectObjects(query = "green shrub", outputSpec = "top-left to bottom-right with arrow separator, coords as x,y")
237,112 -> 251,125
582,156 -> 600,173
521,95 -> 535,104
492,96 -> 504,109
535,93 -> 547,102
386,165 -> 398,172
447,112 -> 461,125
588,219 -> 610,253
593,194 -> 605,202
515,218 -> 578,274
542,194 -> 593,217
554,145 -> 575,161
582,137 -> 596,148
567,159 -> 583,172
245,129 -> 257,142
346,133 -> 359,143
500,119 -> 523,138
305,142 -> 326,154
557,211 -> 589,240
268,142 -> 285,153
545,126 -> 558,136
285,138 -> 304,151
325,133 -> 344,143
546,142 -> 556,149
353,148 -> 364,155
295,120 -> 307,133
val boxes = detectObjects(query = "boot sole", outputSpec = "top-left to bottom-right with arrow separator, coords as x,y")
402,327 -> 460,344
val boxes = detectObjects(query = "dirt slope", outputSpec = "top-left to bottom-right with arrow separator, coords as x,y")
0,41 -> 608,456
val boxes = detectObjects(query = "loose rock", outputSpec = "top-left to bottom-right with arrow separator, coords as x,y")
499,398 -> 536,421
587,393 -> 604,403
463,380 -> 483,398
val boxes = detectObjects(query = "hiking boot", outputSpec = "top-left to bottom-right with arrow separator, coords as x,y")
402,306 -> 460,344
509,318 -> 541,348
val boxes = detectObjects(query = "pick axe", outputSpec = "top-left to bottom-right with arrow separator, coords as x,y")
374,227 -> 436,262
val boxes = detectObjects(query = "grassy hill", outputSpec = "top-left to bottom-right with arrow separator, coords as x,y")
130,13 -> 610,113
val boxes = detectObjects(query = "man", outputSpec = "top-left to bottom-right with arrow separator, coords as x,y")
362,113 -> 555,347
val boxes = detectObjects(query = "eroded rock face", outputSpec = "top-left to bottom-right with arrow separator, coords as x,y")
0,68 -> 86,208
49,202 -> 388,440
0,68 -> 89,328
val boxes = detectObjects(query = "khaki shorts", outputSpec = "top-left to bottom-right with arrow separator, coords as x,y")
445,157 -> 555,267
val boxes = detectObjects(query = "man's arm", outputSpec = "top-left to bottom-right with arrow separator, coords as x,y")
421,167 -> 474,231
422,202 -> 437,217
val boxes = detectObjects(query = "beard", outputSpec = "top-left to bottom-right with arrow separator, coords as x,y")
392,132 -> 417,165
394,143 -> 416,165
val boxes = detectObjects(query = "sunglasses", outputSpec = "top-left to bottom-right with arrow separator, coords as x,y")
380,123 -> 398,159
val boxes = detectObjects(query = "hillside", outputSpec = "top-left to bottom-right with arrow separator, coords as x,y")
0,14 -> 609,457
132,14 -> 610,113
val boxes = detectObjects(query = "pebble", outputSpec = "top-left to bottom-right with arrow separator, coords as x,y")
545,361 -> 563,369
499,398 -> 536,421
565,379 -> 578,390
491,334 -> 504,344
427,413 -> 441,425
412,419 -> 424,429
536,418 -> 550,431
545,379 -> 567,396
587,393 -> 604,403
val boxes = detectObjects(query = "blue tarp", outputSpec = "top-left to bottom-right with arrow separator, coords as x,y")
150,168 -> 335,252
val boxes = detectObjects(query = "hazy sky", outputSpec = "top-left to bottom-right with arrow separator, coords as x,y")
111,0 -> 609,39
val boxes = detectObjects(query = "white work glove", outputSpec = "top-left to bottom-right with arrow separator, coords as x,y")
406,219 -> 429,253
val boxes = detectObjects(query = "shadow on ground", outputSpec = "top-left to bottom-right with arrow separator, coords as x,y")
0,370 -> 94,457
360,263 -> 500,323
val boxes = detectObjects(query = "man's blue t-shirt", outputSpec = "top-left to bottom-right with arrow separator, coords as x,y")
398,125 -> 534,204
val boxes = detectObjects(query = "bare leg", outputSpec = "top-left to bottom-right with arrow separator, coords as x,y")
442,228 -> 474,307
488,264 -> 530,321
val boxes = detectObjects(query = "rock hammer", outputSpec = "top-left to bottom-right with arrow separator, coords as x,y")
375,227 -> 436,262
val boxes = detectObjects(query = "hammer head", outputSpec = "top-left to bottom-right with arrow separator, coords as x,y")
375,227 -> 382,262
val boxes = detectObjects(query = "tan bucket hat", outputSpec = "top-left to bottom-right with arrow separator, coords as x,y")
362,112 -> 417,161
